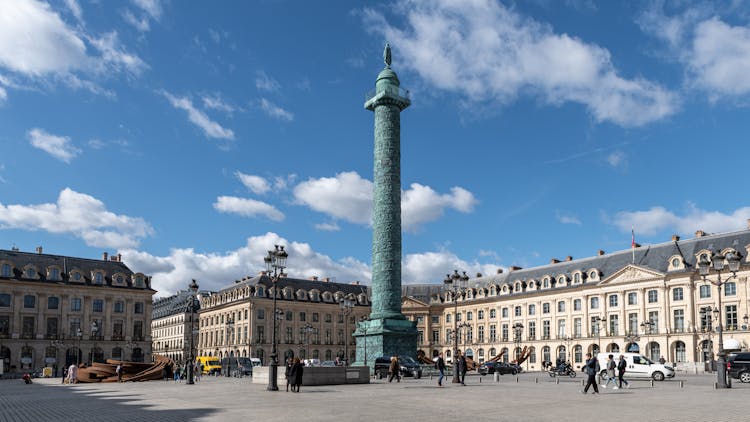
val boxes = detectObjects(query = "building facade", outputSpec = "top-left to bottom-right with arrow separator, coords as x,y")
0,249 -> 155,375
403,228 -> 750,372
152,289 -> 210,365
198,273 -> 370,364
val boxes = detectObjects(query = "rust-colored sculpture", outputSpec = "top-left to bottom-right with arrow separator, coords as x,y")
76,355 -> 173,383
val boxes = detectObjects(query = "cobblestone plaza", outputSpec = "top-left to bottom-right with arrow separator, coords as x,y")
1,373 -> 746,422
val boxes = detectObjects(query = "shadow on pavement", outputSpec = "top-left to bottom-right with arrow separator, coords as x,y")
0,381 -> 218,422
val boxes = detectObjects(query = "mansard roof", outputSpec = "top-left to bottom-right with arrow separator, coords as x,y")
221,274 -> 370,297
152,290 -> 210,319
0,248 -> 153,290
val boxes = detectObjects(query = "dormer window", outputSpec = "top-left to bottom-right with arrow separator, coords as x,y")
668,256 -> 683,271
48,267 -> 60,281
94,272 -> 104,285
23,266 -> 37,279
573,273 -> 580,284
588,270 -> 598,281
543,278 -> 549,288
1,263 -> 10,277
134,275 -> 144,287
70,271 -> 83,282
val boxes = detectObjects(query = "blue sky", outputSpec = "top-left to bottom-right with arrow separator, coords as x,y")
2,0 -> 750,296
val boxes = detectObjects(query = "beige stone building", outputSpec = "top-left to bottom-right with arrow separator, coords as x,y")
152,289 -> 210,365
0,248 -> 154,375
403,228 -> 750,372
198,273 -> 370,364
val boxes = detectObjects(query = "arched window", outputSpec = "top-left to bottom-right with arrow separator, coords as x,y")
500,348 -> 508,363
557,346 -> 566,361
489,348 -> 496,357
325,350 -> 332,360
542,346 -> 550,363
574,345 -> 583,363
528,347 -> 536,363
675,341 -> 686,362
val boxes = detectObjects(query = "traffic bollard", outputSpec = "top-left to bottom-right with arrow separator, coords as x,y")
516,376 -> 519,383
535,377 -> 538,384
679,380 -> 683,388
556,378 -> 559,385
650,379 -> 654,388
494,373 -> 500,383
479,377 -> 482,383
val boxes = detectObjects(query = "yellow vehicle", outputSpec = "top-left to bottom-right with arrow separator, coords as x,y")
196,356 -> 221,375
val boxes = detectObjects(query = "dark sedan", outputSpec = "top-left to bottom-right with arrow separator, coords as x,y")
478,362 -> 518,376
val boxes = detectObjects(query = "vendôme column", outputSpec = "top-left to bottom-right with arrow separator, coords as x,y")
354,44 -> 417,370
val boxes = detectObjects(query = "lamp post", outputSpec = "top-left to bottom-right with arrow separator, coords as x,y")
300,323 -> 314,361
593,316 -> 606,354
358,316 -> 370,368
698,248 -> 742,389
640,320 -> 654,360
513,323 -> 524,363
75,327 -> 82,365
699,306 -> 717,373
443,270 -> 469,383
561,334 -> 572,363
51,336 -> 65,376
225,317 -> 235,377
186,279 -> 199,385
89,321 -> 99,364
339,298 -> 355,366
264,244 -> 288,391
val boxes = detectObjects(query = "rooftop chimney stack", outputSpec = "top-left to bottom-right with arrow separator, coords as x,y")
672,235 -> 680,242
565,256 -> 573,261
695,230 -> 706,238
550,258 -> 560,264
496,268 -> 504,274
509,265 -> 523,271
597,250 -> 605,256
36,246 -> 43,254
102,252 -> 108,261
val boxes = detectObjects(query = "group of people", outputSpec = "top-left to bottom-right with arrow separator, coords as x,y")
167,362 -> 203,383
284,357 -> 304,392
581,353 -> 629,394
431,351 -> 467,387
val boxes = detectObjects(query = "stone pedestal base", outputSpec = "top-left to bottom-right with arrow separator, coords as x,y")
352,318 -> 417,370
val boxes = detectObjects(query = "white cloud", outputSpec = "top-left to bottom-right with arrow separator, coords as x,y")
202,94 -> 235,114
132,0 -> 162,20
612,204 -> 750,237
161,90 -> 235,140
607,150 -> 626,168
556,212 -> 582,225
638,6 -> 750,99
402,250 -> 502,284
119,232 -> 371,295
234,171 -> 270,195
293,171 -> 477,231
314,222 -> 341,232
0,163 -> 6,184
27,128 -> 81,163
122,10 -> 150,32
259,98 -> 294,121
0,85 -> 6,102
63,0 -> 82,22
213,196 -> 285,222
362,0 -> 677,127
0,0 -> 146,96
255,70 -> 280,92
0,188 -> 153,249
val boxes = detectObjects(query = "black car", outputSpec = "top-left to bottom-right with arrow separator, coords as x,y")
374,356 -> 422,379
478,361 -> 518,376
727,352 -> 750,383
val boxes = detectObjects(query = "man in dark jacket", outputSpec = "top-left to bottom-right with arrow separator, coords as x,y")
581,353 -> 600,394
436,352 -> 446,387
458,352 -> 467,386
388,356 -> 401,383
617,355 -> 630,388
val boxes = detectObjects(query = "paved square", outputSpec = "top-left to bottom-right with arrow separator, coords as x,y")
1,372 -> 746,421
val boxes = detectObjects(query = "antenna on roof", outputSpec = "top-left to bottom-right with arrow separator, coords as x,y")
11,243 -> 19,252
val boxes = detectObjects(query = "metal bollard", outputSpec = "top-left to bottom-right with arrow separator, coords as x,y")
679,380 -> 684,388
430,374 -> 433,380
581,379 -> 585,387
516,376 -> 519,383
535,377 -> 538,384
494,373 -> 500,383
479,377 -> 482,383
556,377 -> 559,385
714,382 -> 718,389
650,379 -> 654,388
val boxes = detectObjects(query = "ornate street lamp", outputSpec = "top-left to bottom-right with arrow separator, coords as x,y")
264,244 -> 288,391
443,270 -> 469,383
593,316 -> 606,354
225,316 -> 235,377
698,246 -> 742,389
339,298 -> 355,366
640,320 -> 654,360
75,327 -> 83,365
300,323 -> 314,361
699,306 -> 718,373
89,321 -> 99,364
186,279 -> 199,385
358,316 -> 370,368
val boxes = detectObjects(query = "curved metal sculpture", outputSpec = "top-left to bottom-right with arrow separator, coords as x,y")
76,355 -> 174,383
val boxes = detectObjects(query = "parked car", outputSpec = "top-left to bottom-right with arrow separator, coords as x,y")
596,353 -> 674,381
727,352 -> 750,383
478,362 -> 518,376
321,361 -> 337,367
374,356 -> 422,379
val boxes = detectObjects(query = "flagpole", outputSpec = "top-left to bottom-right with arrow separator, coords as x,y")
631,227 -> 635,264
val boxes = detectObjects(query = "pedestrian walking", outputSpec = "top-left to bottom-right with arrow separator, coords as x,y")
581,353 -> 600,394
67,363 -> 78,384
285,358 -> 293,392
458,352 -> 467,385
659,356 -> 666,365
602,354 -> 618,389
617,355 -> 630,389
116,363 -> 123,383
435,352 -> 446,387
174,366 -> 181,383
61,366 -> 67,384
388,356 -> 401,383
290,357 -> 304,392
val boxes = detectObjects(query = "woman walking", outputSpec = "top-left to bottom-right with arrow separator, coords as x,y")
290,357 -> 304,392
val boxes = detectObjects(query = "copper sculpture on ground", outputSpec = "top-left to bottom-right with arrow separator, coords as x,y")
75,355 -> 174,383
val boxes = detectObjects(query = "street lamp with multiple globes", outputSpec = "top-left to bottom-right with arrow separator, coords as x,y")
513,323 -> 524,363
75,327 -> 83,365
225,317 -> 235,377
697,247 -> 742,389
89,321 -> 99,364
640,320 -> 654,360
186,279 -> 199,385
358,316 -> 371,368
443,269 -> 469,383
264,244 -> 288,391
699,306 -> 718,373
300,323 -> 314,361
339,298 -> 355,366
592,316 -> 606,355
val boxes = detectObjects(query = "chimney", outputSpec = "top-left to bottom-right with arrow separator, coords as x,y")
565,256 -> 573,261
324,277 -> 331,282
509,266 -> 522,271
351,280 -> 360,285
634,243 -> 641,248
116,253 -> 122,262
597,250 -> 605,256
309,276 -> 318,281
672,234 -> 680,242
695,230 -> 706,238
35,246 -> 43,254
476,272 -> 482,278
550,258 -> 560,264
496,268 -> 504,274
102,252 -> 108,261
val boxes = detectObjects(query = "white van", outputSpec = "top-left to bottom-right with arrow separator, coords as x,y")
596,353 -> 675,381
